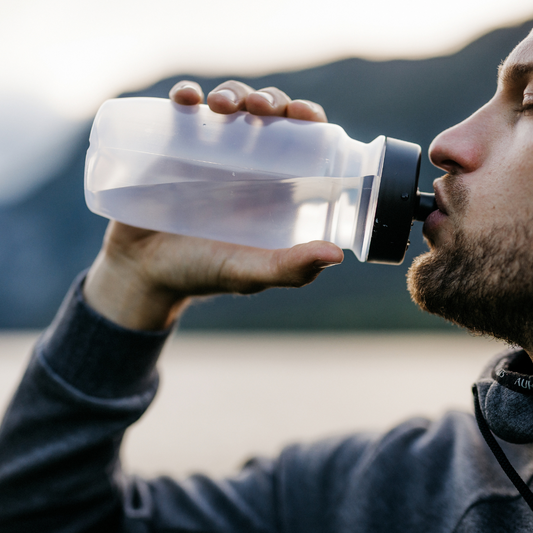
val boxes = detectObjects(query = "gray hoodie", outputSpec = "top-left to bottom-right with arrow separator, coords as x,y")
1,272 -> 533,532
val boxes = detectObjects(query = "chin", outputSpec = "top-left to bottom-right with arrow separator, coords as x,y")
407,223 -> 533,349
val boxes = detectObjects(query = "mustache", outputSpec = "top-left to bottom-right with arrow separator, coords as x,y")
440,172 -> 469,214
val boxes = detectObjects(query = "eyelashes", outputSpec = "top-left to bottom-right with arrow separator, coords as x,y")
515,102 -> 533,116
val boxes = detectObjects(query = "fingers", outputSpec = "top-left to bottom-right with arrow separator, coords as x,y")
244,87 -> 292,116
219,241 -> 344,294
286,100 -> 328,123
207,81 -> 327,122
206,80 -> 255,114
170,79 -> 328,122
266,241 -> 343,288
169,80 -> 204,105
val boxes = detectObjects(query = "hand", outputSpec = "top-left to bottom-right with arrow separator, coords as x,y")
84,81 -> 342,331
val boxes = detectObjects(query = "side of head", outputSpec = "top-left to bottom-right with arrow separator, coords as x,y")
407,30 -> 533,353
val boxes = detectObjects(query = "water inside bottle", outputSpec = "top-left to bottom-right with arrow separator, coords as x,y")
86,149 -> 372,253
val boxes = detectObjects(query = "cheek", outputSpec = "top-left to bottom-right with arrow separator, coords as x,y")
463,149 -> 533,234
504,140 -> 533,220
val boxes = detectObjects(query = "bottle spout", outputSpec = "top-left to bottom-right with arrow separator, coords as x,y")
414,191 -> 437,222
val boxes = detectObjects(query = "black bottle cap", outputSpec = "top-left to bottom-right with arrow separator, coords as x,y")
367,137 -> 434,264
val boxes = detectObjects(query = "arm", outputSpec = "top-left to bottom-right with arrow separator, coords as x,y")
0,82 -> 343,531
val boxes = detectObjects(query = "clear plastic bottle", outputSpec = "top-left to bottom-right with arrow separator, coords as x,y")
85,97 -> 434,264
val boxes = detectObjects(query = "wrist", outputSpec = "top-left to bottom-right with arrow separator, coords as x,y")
84,249 -> 190,331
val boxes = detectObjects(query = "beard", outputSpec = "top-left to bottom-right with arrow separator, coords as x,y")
407,180 -> 533,349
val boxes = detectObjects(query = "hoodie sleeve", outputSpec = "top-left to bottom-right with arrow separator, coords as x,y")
0,272 -> 170,532
0,273 -> 290,533
0,272 -> 375,533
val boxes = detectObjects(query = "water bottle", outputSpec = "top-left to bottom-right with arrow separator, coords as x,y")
85,97 -> 435,264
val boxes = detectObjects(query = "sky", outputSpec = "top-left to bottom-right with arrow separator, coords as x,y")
1,0 -> 533,204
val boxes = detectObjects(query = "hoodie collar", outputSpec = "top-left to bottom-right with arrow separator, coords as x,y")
476,349 -> 533,444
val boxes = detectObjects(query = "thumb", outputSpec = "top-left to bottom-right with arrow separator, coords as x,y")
223,241 -> 344,294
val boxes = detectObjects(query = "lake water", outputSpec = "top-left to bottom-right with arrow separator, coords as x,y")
0,331 -> 506,479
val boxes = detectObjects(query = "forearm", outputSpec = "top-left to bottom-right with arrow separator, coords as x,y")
0,272 -> 282,533
0,273 -> 171,531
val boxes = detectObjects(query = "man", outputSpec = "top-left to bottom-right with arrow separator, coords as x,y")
1,29 -> 533,532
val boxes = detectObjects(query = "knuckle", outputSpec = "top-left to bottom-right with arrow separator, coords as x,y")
215,80 -> 254,94
259,87 -> 290,101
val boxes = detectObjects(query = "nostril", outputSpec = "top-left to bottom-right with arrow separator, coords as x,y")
441,159 -> 462,171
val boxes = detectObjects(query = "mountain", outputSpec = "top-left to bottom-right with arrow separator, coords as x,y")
1,20 -> 531,330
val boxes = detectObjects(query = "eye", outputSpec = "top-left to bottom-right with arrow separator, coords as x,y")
517,103 -> 533,116
518,91 -> 533,116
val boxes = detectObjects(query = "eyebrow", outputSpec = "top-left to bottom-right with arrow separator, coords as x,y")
498,62 -> 533,87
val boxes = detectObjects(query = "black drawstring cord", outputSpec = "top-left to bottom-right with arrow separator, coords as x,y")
473,384 -> 533,512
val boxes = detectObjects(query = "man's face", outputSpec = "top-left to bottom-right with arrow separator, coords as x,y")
407,30 -> 533,352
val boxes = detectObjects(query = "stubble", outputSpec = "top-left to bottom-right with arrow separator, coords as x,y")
406,178 -> 533,349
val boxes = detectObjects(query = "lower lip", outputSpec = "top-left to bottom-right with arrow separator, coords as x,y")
422,209 -> 448,237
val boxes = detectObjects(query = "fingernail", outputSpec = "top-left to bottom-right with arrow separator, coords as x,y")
256,91 -> 275,106
170,84 -> 195,98
299,100 -> 317,112
211,89 -> 238,104
178,84 -> 198,92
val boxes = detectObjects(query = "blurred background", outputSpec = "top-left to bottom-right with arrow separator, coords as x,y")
0,1 -> 531,477
2,0 -> 533,331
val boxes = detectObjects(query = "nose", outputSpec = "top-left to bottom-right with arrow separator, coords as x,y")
429,107 -> 488,174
